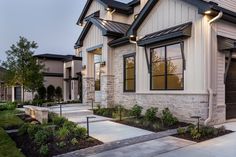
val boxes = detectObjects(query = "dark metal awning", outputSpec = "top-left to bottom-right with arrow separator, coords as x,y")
137,22 -> 192,47
218,35 -> 236,52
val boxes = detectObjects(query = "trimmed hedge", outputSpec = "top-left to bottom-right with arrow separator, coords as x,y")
0,127 -> 25,157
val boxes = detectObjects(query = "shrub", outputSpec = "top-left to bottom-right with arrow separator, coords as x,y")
190,127 -> 201,139
55,86 -> 63,101
39,144 -> 49,156
145,107 -> 158,122
63,121 -> 76,130
52,116 -> 67,128
161,108 -> 178,127
37,86 -> 46,100
71,138 -> 78,146
153,123 -> 161,131
18,123 -> 30,135
112,105 -> 125,120
34,129 -> 49,145
130,105 -> 143,118
74,126 -> 87,139
47,85 -> 55,100
0,102 -> 17,111
57,141 -> 66,148
177,127 -> 186,134
27,124 -> 40,139
56,126 -> 70,140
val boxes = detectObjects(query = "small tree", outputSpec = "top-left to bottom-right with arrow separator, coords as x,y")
55,86 -> 63,101
1,36 -> 44,103
37,86 -> 46,100
47,85 -> 55,101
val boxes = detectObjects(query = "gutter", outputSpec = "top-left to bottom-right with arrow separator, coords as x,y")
204,11 -> 223,126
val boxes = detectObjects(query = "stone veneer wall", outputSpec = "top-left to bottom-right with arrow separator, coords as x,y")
113,44 -> 137,107
112,44 -> 210,124
82,77 -> 95,105
136,94 -> 209,123
101,75 -> 114,107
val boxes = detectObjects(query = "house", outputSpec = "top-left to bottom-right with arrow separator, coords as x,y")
74,0 -> 236,125
0,66 -> 12,101
11,54 -> 83,102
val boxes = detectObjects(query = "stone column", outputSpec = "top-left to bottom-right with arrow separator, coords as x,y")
101,75 -> 114,108
83,77 -> 95,105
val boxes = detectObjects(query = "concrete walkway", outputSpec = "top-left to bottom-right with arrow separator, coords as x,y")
88,136 -> 195,157
50,104 -> 153,143
80,121 -> 153,143
155,122 -> 236,157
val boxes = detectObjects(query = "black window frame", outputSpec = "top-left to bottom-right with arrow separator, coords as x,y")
123,53 -> 136,92
150,42 -> 184,91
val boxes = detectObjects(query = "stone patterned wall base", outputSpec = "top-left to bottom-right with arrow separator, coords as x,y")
83,77 -> 95,105
101,75 -> 114,108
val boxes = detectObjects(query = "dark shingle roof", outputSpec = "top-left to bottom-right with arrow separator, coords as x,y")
138,22 -> 192,46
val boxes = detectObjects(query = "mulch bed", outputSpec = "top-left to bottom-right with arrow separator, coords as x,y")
114,117 -> 189,132
9,132 -> 103,157
173,130 -> 233,142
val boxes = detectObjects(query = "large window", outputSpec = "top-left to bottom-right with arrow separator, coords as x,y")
124,54 -> 135,92
94,55 -> 102,91
150,43 -> 184,90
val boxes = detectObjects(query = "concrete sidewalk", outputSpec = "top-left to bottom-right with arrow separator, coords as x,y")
155,122 -> 236,157
80,121 -> 153,143
88,136 -> 195,157
50,104 -> 153,143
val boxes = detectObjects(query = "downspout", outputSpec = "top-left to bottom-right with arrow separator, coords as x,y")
204,11 -> 223,126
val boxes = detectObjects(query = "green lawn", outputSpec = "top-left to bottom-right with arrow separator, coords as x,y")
0,127 -> 25,157
0,110 -> 24,130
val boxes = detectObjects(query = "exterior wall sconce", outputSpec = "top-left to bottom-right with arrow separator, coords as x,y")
100,61 -> 106,67
204,10 -> 212,15
100,61 -> 106,74
81,65 -> 86,76
106,7 -> 112,11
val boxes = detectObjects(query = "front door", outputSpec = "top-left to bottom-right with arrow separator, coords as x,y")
226,59 -> 236,119
14,87 -> 21,101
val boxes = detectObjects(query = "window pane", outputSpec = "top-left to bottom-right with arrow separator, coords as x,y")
94,63 -> 101,91
166,59 -> 183,74
126,57 -> 135,68
167,44 -> 182,60
151,76 -> 165,89
152,47 -> 165,62
167,74 -> 183,89
125,80 -> 135,91
152,61 -> 165,76
124,55 -> 135,92
126,68 -> 135,79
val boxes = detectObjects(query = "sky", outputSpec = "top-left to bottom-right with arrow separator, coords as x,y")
0,0 -> 132,62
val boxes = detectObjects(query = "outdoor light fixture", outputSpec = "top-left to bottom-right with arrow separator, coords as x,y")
204,10 -> 212,15
79,22 -> 83,26
106,7 -> 112,11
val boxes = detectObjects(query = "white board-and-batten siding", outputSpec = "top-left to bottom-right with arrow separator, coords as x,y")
136,0 -> 211,94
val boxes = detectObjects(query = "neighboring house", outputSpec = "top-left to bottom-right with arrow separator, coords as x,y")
11,54 -> 82,102
74,0 -> 236,125
0,66 -> 12,101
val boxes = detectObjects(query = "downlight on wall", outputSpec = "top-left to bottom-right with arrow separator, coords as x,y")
204,10 -> 212,15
